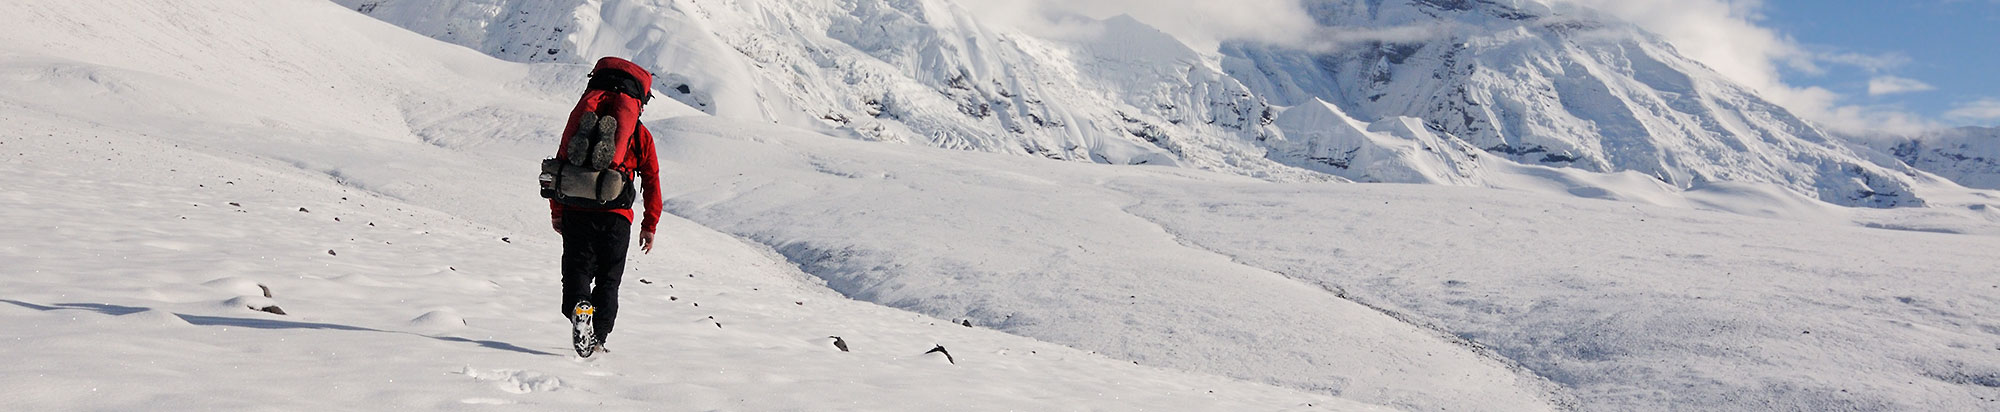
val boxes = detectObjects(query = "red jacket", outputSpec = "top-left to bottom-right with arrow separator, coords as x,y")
550,124 -> 661,235
551,57 -> 662,235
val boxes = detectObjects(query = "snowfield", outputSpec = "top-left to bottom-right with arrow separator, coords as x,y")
2,0 -> 1998,411
0,1 -> 1382,410
648,117 -> 2000,411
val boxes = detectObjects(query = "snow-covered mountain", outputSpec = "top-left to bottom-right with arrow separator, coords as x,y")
1869,126 -> 2000,191
334,0 -> 1326,180
1224,0 -> 1923,207
337,0 -> 1934,208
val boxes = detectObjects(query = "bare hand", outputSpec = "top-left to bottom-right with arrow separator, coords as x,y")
640,230 -> 655,254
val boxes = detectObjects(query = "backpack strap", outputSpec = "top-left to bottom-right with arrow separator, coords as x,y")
621,120 -> 644,172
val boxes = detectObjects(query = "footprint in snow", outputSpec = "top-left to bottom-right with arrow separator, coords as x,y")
460,367 -> 562,394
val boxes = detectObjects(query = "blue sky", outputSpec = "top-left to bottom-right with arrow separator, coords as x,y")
1762,0 -> 2000,127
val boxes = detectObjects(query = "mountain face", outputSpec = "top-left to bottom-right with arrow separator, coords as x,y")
335,0 -> 1330,181
1224,0 -> 1923,207
1871,127 -> 2000,190
334,0 -> 1929,207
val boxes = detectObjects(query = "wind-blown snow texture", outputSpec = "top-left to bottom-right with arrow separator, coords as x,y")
341,0 -> 1932,209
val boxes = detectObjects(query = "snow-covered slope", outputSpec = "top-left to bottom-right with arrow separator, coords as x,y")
639,112 -> 2000,412
1223,0 -> 1922,208
648,114 -> 2000,411
1267,99 -> 1489,184
4,109 -> 1385,411
0,0 -> 1388,410
649,117 -> 1576,411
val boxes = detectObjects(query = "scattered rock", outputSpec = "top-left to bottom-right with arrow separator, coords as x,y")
298,207 -> 310,213
960,319 -> 972,327
228,202 -> 241,207
228,296 -> 287,315
924,345 -> 955,364
327,249 -> 337,256
829,336 -> 849,352
639,279 -> 652,284
258,284 -> 273,298
500,237 -> 511,243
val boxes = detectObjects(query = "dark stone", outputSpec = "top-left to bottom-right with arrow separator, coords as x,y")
925,345 -> 955,364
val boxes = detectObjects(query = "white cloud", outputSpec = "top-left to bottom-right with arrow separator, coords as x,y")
1542,0 -> 1937,134
1301,23 -> 1459,53
1946,99 -> 2000,122
1867,76 -> 1937,96
1549,0 -> 1795,97
1816,51 -> 1911,74
950,0 -> 1320,51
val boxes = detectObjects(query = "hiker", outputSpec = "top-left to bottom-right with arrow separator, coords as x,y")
541,56 -> 660,356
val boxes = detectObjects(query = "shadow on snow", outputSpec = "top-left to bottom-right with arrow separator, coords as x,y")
1,299 -> 557,356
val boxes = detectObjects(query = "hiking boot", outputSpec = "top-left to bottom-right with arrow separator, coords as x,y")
567,112 -> 599,167
589,115 -> 620,170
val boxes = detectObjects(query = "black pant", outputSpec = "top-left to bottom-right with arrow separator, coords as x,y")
561,210 -> 630,342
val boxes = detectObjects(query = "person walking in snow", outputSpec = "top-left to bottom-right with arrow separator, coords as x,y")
542,57 -> 662,356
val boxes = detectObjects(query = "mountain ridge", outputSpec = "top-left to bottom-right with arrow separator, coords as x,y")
333,0 -> 1958,208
